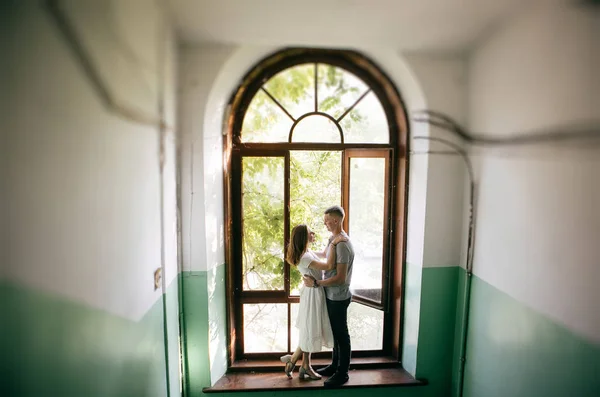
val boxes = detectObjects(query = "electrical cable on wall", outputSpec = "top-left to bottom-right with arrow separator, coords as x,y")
413,110 -> 600,146
411,109 -> 599,279
411,109 -> 599,397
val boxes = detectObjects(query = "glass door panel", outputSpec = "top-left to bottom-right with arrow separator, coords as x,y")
243,303 -> 288,353
241,156 -> 285,291
345,150 -> 390,308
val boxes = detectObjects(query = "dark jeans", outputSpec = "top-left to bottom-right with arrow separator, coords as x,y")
326,297 -> 352,375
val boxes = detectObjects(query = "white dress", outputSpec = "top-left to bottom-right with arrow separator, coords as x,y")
295,251 -> 334,352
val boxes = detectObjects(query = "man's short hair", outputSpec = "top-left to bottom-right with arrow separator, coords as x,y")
324,205 -> 345,220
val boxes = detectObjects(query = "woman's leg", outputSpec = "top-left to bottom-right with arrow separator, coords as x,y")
281,346 -> 303,377
300,352 -> 322,379
291,346 -> 303,364
301,352 -> 310,369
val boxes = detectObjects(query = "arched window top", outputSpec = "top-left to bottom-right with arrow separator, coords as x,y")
240,62 -> 390,144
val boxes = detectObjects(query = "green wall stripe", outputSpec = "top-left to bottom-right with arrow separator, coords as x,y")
14,264 -> 595,397
207,264 -> 228,379
165,276 -> 182,397
204,388 -> 436,397
452,266 -> 468,397
402,261 -> 423,376
1,281 -> 168,397
180,271 -> 211,395
463,271 -> 600,397
417,266 -> 460,396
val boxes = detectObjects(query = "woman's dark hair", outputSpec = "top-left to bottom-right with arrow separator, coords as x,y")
286,224 -> 309,266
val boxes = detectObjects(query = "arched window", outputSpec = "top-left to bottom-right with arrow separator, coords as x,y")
224,48 -> 408,365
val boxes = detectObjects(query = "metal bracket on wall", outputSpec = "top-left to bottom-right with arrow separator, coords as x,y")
154,268 -> 162,291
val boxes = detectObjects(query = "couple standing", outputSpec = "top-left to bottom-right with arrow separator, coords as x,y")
280,205 -> 354,388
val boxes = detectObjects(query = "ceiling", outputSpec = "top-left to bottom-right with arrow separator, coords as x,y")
166,0 -> 545,52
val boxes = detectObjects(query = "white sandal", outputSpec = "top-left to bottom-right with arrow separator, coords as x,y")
280,355 -> 295,378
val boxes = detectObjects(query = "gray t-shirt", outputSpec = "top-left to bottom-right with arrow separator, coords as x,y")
324,232 -> 354,301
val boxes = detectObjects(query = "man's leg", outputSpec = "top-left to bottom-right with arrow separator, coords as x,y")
335,297 -> 351,373
317,299 -> 338,376
324,298 -> 351,387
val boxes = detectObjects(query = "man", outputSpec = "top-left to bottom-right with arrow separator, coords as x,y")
303,205 -> 354,387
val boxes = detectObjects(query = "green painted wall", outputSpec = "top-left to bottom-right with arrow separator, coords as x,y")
417,266 -> 460,397
402,261 -> 423,376
451,267 -> 468,397
165,278 -> 182,397
1,281 -> 169,397
462,272 -> 600,397
180,271 -> 211,395
15,264 -> 594,397
180,265 -> 230,395
209,388 -> 431,397
207,264 -> 228,379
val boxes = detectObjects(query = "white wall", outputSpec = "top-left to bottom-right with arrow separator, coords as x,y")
178,44 -> 237,273
3,0 -> 178,321
160,3 -> 180,291
468,2 -> 600,343
405,54 -> 468,268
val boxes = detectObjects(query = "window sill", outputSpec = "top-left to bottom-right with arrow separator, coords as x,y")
203,360 -> 426,393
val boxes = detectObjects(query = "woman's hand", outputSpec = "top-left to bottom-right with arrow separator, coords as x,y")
331,235 -> 348,246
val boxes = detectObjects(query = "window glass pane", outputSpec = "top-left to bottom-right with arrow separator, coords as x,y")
241,63 -> 388,144
317,64 -> 369,120
263,63 -> 315,119
290,303 -> 299,349
289,150 -> 341,295
341,91 -> 389,144
242,157 -> 284,291
241,90 -> 293,143
291,115 -> 341,143
244,304 -> 288,353
348,157 -> 386,303
348,302 -> 384,350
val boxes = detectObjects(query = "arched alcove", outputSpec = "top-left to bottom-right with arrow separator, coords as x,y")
184,46 -> 431,385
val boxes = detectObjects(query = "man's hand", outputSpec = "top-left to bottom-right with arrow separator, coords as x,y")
331,235 -> 348,246
302,275 -> 316,287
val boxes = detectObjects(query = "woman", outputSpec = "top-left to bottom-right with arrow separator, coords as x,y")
280,224 -> 347,380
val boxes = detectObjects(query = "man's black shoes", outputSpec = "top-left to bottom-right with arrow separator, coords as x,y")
324,372 -> 349,388
317,365 -> 350,387
316,365 -> 337,377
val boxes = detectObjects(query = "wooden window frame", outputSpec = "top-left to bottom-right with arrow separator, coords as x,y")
343,148 -> 392,311
223,48 -> 409,369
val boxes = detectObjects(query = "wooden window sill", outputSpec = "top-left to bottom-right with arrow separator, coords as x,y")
228,356 -> 399,372
203,360 -> 426,393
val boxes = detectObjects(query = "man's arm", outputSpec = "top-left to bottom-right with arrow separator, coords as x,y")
317,263 -> 348,286
303,263 -> 348,287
